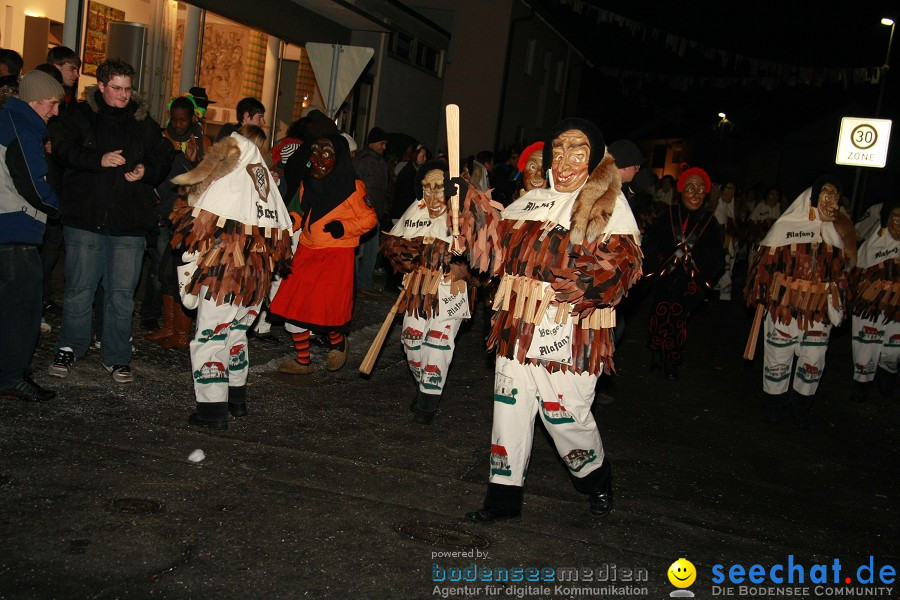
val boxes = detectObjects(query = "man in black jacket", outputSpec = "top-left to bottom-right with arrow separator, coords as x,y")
47,59 -> 173,384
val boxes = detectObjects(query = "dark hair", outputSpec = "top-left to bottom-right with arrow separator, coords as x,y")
236,97 -> 265,122
476,150 -> 494,165
415,159 -> 451,200
170,96 -> 196,115
96,58 -> 135,85
46,46 -> 81,68
33,63 -> 64,84
287,118 -> 307,139
0,49 -> 23,77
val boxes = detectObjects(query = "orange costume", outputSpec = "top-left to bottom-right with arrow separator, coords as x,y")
270,139 -> 377,332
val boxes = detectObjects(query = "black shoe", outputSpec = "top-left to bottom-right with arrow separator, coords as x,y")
248,331 -> 280,344
0,378 -> 56,402
413,410 -> 435,425
228,386 -> 247,417
589,481 -> 614,517
663,361 -> 678,380
141,318 -> 159,331
228,403 -> 248,417
188,412 -> 228,430
465,506 -> 521,523
875,368 -> 896,399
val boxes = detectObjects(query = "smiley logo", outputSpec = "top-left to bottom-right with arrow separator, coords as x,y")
668,558 -> 696,588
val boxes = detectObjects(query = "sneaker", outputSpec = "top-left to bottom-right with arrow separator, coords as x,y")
40,319 -> 51,335
0,378 -> 56,402
103,363 -> 134,384
91,338 -> 101,350
48,348 -> 76,378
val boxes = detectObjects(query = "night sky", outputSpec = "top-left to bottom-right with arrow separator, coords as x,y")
537,0 -> 900,199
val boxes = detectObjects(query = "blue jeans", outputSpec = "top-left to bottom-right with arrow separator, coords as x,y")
56,227 -> 145,365
355,228 -> 380,290
0,245 -> 42,388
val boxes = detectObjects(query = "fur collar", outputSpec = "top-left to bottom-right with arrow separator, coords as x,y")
833,211 -> 858,268
171,136 -> 242,206
569,153 -> 621,245
83,85 -> 150,121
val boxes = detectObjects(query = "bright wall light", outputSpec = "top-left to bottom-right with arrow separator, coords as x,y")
718,112 -> 727,118
882,18 -> 894,26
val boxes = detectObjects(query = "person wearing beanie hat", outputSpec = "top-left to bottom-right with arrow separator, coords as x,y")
642,165 -> 724,381
18,70 -> 65,115
847,196 -> 900,403
366,126 -> 388,145
353,125 -> 389,296
744,175 -> 856,429
465,118 -> 642,523
0,68 -> 64,402
340,132 -> 357,155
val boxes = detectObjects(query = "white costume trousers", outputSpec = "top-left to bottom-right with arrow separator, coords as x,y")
401,312 -> 463,395
488,356 -> 605,487
851,314 -> 900,382
763,315 -> 831,396
190,295 -> 261,404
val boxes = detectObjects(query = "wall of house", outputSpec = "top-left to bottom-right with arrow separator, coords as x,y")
351,29 -> 445,155
495,3 -> 577,155
439,0 -> 513,158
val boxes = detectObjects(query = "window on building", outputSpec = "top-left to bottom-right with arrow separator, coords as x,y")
392,30 -> 414,61
416,42 -> 442,76
554,60 -> 565,94
525,39 -> 536,77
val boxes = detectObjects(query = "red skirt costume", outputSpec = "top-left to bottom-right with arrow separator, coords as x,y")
270,180 -> 377,331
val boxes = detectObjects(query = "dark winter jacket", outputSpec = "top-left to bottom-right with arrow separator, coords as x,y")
0,97 -> 60,245
51,86 -> 173,236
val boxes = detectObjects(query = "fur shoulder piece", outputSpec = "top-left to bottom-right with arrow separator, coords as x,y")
569,153 -> 621,245
832,211 -> 858,268
171,136 -> 242,205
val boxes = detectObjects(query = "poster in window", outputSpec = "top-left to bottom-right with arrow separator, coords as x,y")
83,1 -> 126,77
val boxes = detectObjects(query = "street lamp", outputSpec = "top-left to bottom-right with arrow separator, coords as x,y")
875,17 -> 895,117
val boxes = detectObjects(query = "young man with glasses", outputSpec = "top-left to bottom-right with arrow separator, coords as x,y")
47,59 -> 173,384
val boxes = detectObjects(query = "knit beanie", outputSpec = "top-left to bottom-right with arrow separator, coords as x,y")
19,70 -> 64,104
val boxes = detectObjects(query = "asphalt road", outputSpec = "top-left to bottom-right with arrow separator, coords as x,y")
2,269 -> 897,600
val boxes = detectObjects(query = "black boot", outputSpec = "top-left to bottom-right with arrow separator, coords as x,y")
849,380 -> 872,403
649,350 -> 662,371
572,458 -> 613,517
787,390 -> 815,431
228,385 -> 248,417
465,483 -> 523,523
875,368 -> 897,399
188,401 -> 228,430
662,359 -> 678,380
762,392 -> 788,424
413,391 -> 441,425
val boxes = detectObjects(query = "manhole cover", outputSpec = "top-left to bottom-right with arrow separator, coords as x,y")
397,523 -> 489,549
109,498 -> 164,514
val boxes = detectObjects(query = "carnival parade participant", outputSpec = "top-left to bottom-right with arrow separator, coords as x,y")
513,141 -> 546,199
168,132 -> 293,429
269,134 -> 377,374
744,175 -> 856,429
849,199 -> 900,402
381,160 -> 500,424
465,118 -> 642,522
643,167 -> 725,380
713,182 -> 738,300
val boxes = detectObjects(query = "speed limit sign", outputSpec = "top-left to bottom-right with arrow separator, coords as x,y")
835,117 -> 892,168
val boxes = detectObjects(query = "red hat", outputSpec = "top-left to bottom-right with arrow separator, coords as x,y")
517,141 -> 544,173
677,167 -> 711,193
